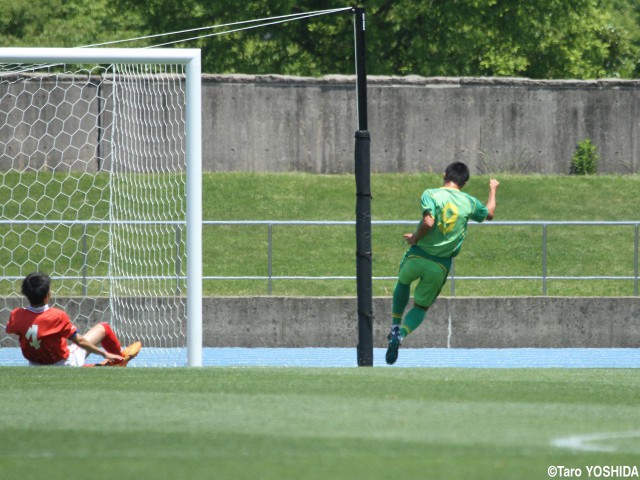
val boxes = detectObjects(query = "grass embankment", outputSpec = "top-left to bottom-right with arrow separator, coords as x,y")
202,172 -> 640,296
1,172 -> 639,296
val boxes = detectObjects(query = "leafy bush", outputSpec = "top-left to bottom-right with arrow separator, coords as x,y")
570,138 -> 599,175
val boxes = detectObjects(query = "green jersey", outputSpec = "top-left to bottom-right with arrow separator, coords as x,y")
416,187 -> 489,258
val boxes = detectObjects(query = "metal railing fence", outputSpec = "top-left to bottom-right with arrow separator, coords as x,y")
202,220 -> 640,296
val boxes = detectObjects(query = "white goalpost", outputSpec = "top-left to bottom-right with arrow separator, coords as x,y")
0,48 -> 202,367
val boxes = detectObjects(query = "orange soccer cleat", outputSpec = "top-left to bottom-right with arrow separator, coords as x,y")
99,341 -> 142,367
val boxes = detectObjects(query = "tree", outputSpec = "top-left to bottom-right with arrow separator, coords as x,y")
365,0 -> 639,78
109,0 -> 355,75
0,0 -> 146,48
114,0 -> 640,78
2,0 -> 639,78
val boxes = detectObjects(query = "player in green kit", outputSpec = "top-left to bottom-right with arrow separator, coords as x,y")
386,162 -> 499,365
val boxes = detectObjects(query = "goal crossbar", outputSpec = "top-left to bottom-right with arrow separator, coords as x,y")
0,47 -> 201,65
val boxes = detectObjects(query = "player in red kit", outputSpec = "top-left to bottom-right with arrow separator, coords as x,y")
6,272 -> 141,367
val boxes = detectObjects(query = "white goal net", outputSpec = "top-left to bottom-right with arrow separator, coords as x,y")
0,48 -> 202,367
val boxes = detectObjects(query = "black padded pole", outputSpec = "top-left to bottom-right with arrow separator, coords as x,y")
353,7 -> 373,366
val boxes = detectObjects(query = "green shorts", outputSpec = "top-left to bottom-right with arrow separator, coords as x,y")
397,246 -> 450,308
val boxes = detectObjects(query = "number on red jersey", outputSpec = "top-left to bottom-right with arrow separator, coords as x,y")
25,325 -> 41,350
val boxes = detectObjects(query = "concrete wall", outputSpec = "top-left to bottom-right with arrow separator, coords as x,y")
202,75 -> 640,174
204,296 -> 640,348
3,73 -> 640,174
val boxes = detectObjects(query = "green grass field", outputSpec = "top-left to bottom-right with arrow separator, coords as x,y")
1,367 -> 639,480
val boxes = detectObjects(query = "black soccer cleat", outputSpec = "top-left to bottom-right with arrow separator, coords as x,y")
385,326 -> 402,365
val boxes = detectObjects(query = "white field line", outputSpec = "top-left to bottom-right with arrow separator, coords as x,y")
551,430 -> 640,453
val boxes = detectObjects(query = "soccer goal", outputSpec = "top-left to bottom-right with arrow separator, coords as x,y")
0,48 -> 202,366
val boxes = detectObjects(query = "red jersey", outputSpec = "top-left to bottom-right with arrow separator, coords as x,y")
6,305 -> 78,365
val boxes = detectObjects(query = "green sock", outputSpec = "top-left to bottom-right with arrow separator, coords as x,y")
400,307 -> 426,337
392,282 -> 410,326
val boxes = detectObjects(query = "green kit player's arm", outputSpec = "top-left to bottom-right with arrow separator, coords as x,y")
403,212 -> 435,245
485,179 -> 500,220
